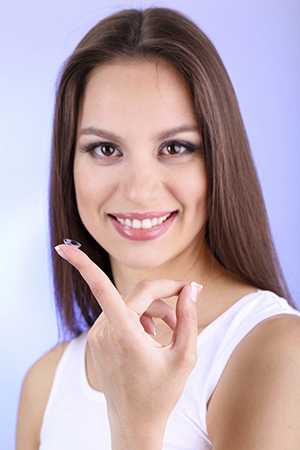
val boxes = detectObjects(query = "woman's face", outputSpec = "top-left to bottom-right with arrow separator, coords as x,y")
74,58 -> 208,270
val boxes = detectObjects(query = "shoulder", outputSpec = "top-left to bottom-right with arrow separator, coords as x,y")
15,340 -> 70,450
207,313 -> 300,449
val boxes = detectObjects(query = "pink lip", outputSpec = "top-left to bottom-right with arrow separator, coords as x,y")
109,211 -> 178,241
108,210 -> 177,220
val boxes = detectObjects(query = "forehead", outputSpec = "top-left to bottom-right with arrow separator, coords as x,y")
78,58 -> 197,131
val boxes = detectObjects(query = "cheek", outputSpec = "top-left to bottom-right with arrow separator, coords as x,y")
74,161 -> 106,215
74,165 -> 95,206
74,159 -> 111,207
173,165 -> 207,208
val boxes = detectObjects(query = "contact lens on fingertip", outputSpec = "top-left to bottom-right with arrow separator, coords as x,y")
63,239 -> 82,248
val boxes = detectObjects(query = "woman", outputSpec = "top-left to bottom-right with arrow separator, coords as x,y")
16,6 -> 300,450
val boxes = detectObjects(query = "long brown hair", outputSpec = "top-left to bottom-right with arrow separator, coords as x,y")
49,6 -> 297,341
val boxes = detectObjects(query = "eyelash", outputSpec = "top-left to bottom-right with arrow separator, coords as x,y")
80,140 -> 200,160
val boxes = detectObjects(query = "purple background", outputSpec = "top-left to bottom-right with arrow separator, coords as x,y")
1,1 -> 299,448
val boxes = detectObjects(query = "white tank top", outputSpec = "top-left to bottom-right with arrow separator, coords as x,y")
39,289 -> 300,450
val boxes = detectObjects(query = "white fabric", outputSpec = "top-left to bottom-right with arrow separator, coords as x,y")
39,289 -> 300,449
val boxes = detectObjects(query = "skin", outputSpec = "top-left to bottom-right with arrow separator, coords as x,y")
54,243 -> 201,449
74,57 -> 231,305
73,56 -> 256,384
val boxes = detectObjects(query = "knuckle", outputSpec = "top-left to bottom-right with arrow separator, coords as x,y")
184,310 -> 197,326
90,282 -> 103,299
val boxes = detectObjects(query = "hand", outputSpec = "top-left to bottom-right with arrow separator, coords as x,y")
54,242 -> 203,431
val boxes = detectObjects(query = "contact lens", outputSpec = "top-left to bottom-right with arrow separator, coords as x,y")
63,238 -> 82,248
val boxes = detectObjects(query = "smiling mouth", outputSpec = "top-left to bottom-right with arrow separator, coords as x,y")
108,209 -> 178,221
108,210 -> 178,227
107,210 -> 179,240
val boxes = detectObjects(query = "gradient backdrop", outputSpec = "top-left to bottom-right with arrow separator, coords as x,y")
1,1 -> 299,448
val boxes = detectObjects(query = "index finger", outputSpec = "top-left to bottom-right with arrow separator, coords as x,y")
54,243 -> 128,328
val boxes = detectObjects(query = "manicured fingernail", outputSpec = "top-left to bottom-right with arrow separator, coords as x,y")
54,245 -> 68,261
54,239 -> 82,261
190,282 -> 203,302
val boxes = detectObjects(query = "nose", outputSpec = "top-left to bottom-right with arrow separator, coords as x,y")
120,161 -> 163,206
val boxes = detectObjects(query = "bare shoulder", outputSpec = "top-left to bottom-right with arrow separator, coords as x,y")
207,313 -> 300,449
15,339 -> 70,450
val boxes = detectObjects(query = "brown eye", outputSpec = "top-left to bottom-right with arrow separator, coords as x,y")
80,139 -> 199,159
160,140 -> 198,156
81,142 -> 120,158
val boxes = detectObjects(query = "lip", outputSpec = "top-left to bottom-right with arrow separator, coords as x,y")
108,210 -> 178,220
109,210 -> 178,241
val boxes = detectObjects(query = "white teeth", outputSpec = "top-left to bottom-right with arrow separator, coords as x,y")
115,213 -> 173,229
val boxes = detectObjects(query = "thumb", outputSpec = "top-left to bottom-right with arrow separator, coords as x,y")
171,282 -> 203,367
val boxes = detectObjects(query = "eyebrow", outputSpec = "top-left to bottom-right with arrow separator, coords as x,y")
78,125 -> 199,142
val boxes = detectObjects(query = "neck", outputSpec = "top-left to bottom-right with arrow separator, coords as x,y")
109,238 -> 227,300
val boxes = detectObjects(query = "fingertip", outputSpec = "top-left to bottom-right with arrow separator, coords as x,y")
190,282 -> 203,303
